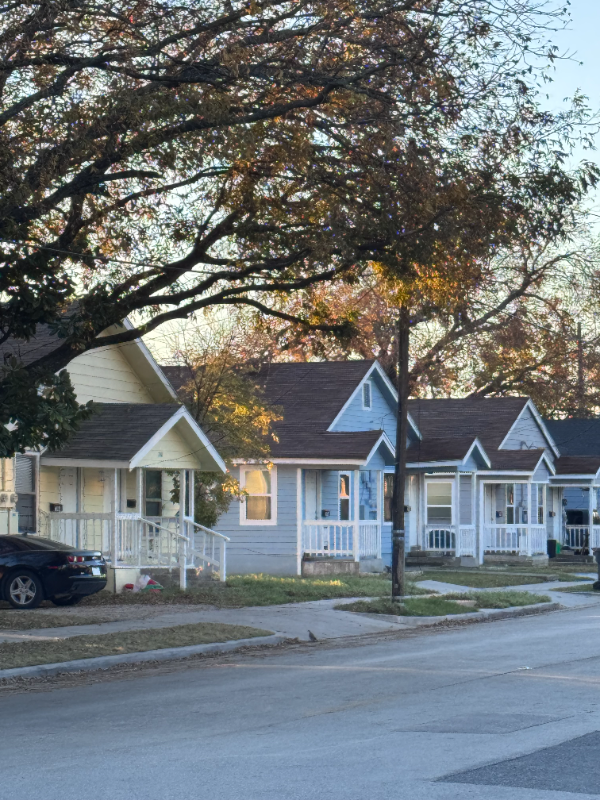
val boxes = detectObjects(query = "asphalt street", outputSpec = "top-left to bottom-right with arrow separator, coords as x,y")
4,604 -> 600,799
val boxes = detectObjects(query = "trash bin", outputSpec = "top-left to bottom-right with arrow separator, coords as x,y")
547,539 -> 558,558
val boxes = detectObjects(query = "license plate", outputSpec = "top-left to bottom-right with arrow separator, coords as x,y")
91,567 -> 102,576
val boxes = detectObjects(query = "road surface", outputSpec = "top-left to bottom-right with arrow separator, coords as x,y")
4,604 -> 600,799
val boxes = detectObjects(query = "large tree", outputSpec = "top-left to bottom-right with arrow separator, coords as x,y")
1,0 -> 589,455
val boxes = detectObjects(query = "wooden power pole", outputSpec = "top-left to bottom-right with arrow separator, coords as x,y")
577,321 -> 585,415
392,306 -> 410,598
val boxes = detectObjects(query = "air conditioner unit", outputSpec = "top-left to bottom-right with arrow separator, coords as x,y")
9,493 -> 17,506
0,492 -> 16,508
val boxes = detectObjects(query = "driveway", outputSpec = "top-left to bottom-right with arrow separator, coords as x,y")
3,603 -> 600,798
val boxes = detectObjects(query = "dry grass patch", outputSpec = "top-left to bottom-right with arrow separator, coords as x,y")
0,611 -> 116,630
0,622 -> 271,670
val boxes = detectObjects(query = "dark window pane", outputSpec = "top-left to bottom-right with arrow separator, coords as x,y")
340,498 -> 350,521
145,500 -> 161,517
16,494 -> 35,532
145,471 -> 162,499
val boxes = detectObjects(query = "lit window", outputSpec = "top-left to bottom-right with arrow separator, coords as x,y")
362,381 -> 372,409
339,473 -> 351,520
242,467 -> 277,524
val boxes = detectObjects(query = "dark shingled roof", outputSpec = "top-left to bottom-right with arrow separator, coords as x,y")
554,455 -> 600,476
406,436 -> 482,463
45,403 -> 181,461
544,418 -> 600,457
488,449 -> 547,472
164,360 -> 377,459
0,322 -> 64,367
407,397 -> 530,453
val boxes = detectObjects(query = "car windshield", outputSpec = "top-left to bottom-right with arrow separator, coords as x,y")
0,536 -> 74,551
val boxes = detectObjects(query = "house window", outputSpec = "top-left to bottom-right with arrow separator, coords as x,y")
384,474 -> 395,522
339,473 -> 351,521
145,470 -> 162,517
15,455 -> 36,532
362,381 -> 372,409
534,484 -> 545,525
426,482 -> 452,525
359,471 -> 378,520
241,467 -> 277,524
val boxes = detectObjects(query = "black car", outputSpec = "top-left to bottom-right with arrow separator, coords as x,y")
0,535 -> 107,609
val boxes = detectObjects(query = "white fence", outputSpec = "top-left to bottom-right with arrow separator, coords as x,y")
422,525 -> 476,557
302,521 -> 381,560
45,512 -> 229,585
483,524 -> 547,555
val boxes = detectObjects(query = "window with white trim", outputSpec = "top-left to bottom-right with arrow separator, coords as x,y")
339,473 -> 351,520
362,380 -> 372,409
241,466 -> 277,524
426,481 -> 452,524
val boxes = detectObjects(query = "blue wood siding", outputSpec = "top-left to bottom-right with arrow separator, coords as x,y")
532,461 -> 551,482
321,470 -> 339,520
216,465 -> 298,575
330,375 -> 396,440
501,407 -> 554,455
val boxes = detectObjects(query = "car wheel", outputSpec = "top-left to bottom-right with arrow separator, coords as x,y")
6,571 -> 44,609
50,595 -> 83,607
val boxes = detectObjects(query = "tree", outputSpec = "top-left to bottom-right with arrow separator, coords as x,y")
161,315 -> 281,526
1,0 -> 589,455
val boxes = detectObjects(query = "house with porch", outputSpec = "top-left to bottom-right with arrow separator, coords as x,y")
3,320 -> 228,589
206,362 -> 600,574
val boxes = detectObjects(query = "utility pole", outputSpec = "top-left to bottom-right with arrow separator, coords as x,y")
392,306 -> 410,598
577,321 -> 585,416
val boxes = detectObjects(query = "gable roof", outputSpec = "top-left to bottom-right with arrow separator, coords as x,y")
489,449 -> 554,473
0,315 -> 177,403
406,436 -> 490,468
543,418 -> 600,457
407,397 -> 530,453
553,455 -> 600,478
41,403 -> 225,472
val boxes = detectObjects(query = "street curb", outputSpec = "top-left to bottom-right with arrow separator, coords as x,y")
344,601 -> 560,625
0,633 -> 285,681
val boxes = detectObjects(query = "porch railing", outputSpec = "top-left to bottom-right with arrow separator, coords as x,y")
44,512 -> 229,585
301,521 -> 381,560
484,524 -> 547,555
422,525 -> 476,557
563,525 -> 600,551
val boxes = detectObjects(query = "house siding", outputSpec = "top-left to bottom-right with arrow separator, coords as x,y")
501,406 -> 553,454
140,424 -> 203,470
218,465 -> 298,575
330,376 -> 396,440
68,345 -> 155,404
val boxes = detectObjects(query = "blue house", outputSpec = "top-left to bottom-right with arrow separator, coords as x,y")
216,361 -> 410,575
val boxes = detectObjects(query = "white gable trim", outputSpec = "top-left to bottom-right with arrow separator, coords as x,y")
121,318 -> 178,401
327,361 -> 422,440
498,399 -> 560,458
465,437 -> 491,468
364,431 -> 396,465
129,407 -> 226,472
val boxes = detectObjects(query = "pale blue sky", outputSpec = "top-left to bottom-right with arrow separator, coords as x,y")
543,1 -> 600,167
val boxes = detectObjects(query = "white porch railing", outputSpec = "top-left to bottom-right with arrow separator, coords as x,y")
422,525 -> 476,557
563,526 -> 600,551
302,521 -> 381,560
484,524 -> 547,555
44,512 -> 229,584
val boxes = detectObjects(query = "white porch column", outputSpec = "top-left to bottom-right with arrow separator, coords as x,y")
188,470 -> 195,522
526,482 -> 532,556
353,470 -> 360,562
179,469 -> 187,590
478,480 -> 485,564
136,468 -> 143,517
296,468 -> 303,576
111,468 -> 118,566
452,470 -> 460,556
589,484 -> 595,552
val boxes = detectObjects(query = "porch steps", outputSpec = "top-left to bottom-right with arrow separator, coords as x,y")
552,554 -> 595,565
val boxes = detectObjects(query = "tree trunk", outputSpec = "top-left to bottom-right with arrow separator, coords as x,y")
392,307 -> 410,598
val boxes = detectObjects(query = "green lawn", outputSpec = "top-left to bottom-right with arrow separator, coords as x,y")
419,571 -> 549,588
556,583 -> 597,593
0,622 -> 271,670
337,590 -> 550,617
81,573 -> 430,608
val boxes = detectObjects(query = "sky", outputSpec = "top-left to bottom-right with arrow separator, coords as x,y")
543,0 -> 600,167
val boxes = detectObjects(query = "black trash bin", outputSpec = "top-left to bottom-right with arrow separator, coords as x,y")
547,539 -> 558,559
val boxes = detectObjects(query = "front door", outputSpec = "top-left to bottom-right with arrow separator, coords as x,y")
58,467 -> 78,513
